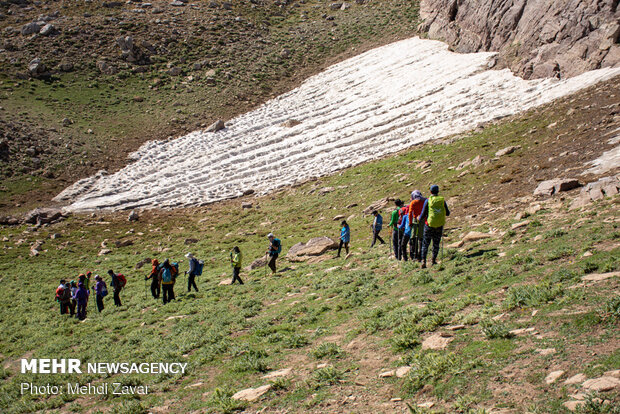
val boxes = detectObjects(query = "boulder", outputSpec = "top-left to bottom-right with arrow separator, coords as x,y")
231,384 -> 272,401
21,22 -> 41,35
569,176 -> 619,210
246,255 -> 268,271
261,368 -> 292,379
318,186 -> 335,195
534,179 -> 581,196
564,373 -> 587,385
581,376 -> 620,392
287,237 -> 338,261
495,145 -> 521,157
422,333 -> 453,350
23,208 -> 67,225
206,119 -> 225,132
545,370 -> 565,384
39,23 -> 55,36
28,58 -> 48,77
128,210 -> 139,222
462,231 -> 492,242
363,197 -> 393,215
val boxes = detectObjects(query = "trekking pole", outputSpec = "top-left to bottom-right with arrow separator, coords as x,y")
144,276 -> 147,300
441,227 -> 446,261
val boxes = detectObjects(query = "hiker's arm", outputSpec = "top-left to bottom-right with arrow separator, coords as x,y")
418,200 -> 429,222
444,201 -> 450,217
388,212 -> 396,227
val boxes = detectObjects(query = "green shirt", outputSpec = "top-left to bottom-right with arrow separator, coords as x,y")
231,251 -> 242,268
388,209 -> 399,228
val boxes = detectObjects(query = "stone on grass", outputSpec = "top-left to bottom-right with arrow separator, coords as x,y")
231,384 -> 272,402
379,370 -> 395,378
495,145 -> 521,157
287,237 -> 338,261
534,178 -> 580,196
581,271 -> 619,282
545,370 -> 565,384
564,373 -> 587,385
206,119 -> 225,132
395,366 -> 411,378
261,368 -> 292,379
462,231 -> 492,242
582,376 -> 620,392
422,334 -> 453,350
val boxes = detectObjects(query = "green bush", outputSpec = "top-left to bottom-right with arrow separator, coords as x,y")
504,283 -> 564,309
310,343 -> 344,360
480,320 -> 514,339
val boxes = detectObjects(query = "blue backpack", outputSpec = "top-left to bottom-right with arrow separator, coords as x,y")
192,258 -> 204,276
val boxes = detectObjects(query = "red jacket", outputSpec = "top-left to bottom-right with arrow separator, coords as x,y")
408,199 -> 425,224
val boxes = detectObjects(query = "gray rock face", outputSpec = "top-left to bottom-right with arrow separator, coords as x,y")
533,178 -> 581,196
23,208 -> 68,225
28,58 -> 47,76
206,119 -> 225,132
420,0 -> 620,79
21,22 -> 41,35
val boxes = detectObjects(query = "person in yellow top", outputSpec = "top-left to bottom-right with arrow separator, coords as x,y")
230,246 -> 244,285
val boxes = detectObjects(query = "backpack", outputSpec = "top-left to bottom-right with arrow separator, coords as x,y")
101,284 -> 108,297
117,273 -> 127,288
171,263 -> 179,281
192,258 -> 204,276
161,267 -> 173,283
427,196 -> 446,228
55,286 -> 64,302
273,238 -> 282,254
397,206 -> 409,226
60,287 -> 71,302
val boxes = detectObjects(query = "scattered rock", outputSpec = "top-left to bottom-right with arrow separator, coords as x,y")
447,240 -> 464,248
98,249 -> 112,256
287,237 -> 338,261
462,231 -> 492,242
262,368 -> 292,379
422,334 -> 453,350
231,384 -> 272,401
534,178 -> 581,197
569,175 -> 619,210
581,271 -> 619,282
242,202 -> 253,209
511,220 -> 530,230
333,214 -> 345,221
495,145 -> 521,157
379,370 -> 395,378
446,324 -> 466,331
21,22 -> 41,35
536,348 -> 556,356
219,279 -> 232,285
184,238 -> 198,245
23,208 -> 67,225
114,240 -> 133,248
363,197 -> 393,215
545,370 -> 565,384
96,60 -> 117,75
563,401 -> 586,412
206,119 -> 225,132
318,187 -> 335,195
30,240 -> 44,257
395,366 -> 411,378
128,210 -> 139,222
28,58 -> 48,77
168,66 -> 183,76
135,258 -> 152,269
564,373 -> 587,385
604,370 -> 620,379
39,23 -> 55,36
246,255 -> 268,271
582,376 -> 620,392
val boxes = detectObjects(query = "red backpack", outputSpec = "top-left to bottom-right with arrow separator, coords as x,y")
117,274 -> 127,288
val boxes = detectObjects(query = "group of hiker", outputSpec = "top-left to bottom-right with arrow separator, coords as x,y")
54,185 -> 448,318
370,184 -> 450,268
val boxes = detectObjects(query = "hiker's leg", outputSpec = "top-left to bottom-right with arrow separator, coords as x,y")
192,275 -> 199,291
377,231 -> 385,244
392,229 -> 399,259
431,226 -> 442,263
162,285 -> 168,304
421,225 -> 432,263
401,234 -> 410,261
150,282 -> 157,298
96,295 -> 104,312
268,255 -> 277,273
337,240 -> 343,257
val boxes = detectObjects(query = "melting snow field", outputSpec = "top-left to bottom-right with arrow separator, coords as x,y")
55,37 -> 620,211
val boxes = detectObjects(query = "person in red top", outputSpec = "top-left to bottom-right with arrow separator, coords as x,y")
407,190 -> 426,261
145,259 -> 160,299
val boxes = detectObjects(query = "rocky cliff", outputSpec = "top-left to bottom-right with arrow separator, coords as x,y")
419,0 -> 620,79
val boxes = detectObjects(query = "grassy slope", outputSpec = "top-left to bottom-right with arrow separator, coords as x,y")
0,0 -> 419,214
0,78 -> 619,413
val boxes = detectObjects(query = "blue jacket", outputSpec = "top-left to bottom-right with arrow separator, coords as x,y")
340,225 -> 350,243
373,214 -> 383,231
399,214 -> 412,237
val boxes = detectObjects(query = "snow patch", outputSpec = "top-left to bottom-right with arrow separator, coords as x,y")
55,37 -> 620,211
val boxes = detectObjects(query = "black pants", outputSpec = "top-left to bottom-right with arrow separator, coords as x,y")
411,220 -> 424,260
268,254 -> 278,273
150,281 -> 160,299
60,301 -> 69,315
188,273 -> 199,292
337,240 -> 349,257
421,225 -> 443,263
77,301 -> 87,320
400,234 -> 411,261
69,299 -> 76,316
392,229 -> 401,259
162,284 -> 175,304
231,267 -> 244,284
113,288 -> 122,307
96,295 -> 104,313
370,229 -> 385,247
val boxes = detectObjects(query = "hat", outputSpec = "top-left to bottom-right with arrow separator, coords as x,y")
430,185 -> 439,194
95,275 -> 101,280
411,190 -> 422,200
86,271 -> 92,276
267,233 -> 274,239
185,253 -> 193,258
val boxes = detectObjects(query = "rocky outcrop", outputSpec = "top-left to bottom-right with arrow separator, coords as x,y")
420,0 -> 620,79
287,237 -> 338,262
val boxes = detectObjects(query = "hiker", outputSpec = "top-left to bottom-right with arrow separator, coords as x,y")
78,272 -> 91,293
185,253 -> 199,292
397,202 -> 410,260
230,246 -> 244,285
408,190 -> 427,261
336,220 -> 350,257
398,211 -> 413,261
55,279 -> 70,315
145,259 -> 160,299
266,233 -> 282,274
388,199 -> 404,259
107,269 -> 123,307
69,280 -> 78,317
417,184 -> 450,268
159,259 -> 176,304
370,210 -> 385,247
75,282 -> 89,320
94,275 -> 107,313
